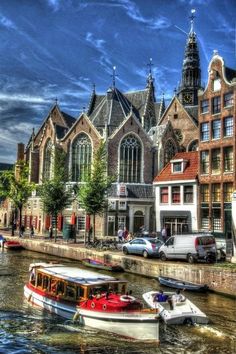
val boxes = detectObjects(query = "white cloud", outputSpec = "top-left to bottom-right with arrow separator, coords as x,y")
116,0 -> 171,30
0,14 -> 17,30
47,0 -> 61,12
86,32 -> 106,50
0,93 -> 50,104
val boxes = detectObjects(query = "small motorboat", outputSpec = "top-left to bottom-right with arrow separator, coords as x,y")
24,263 -> 159,342
158,276 -> 208,292
81,258 -> 124,272
4,240 -> 24,250
143,291 -> 208,325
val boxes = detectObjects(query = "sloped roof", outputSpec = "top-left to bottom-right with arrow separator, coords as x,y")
87,86 -> 157,133
185,105 -> 198,123
108,184 -> 154,199
154,151 -> 198,183
61,111 -> 76,128
88,88 -> 133,132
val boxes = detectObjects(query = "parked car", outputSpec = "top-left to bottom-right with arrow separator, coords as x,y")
159,234 -> 217,263
122,237 -> 163,258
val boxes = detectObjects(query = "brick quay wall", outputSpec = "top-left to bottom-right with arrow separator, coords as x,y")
6,237 -> 236,298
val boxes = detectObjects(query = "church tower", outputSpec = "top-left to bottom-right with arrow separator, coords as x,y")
177,10 -> 201,106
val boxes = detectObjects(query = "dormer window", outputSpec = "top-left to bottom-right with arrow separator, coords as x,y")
173,162 -> 182,173
171,159 -> 188,173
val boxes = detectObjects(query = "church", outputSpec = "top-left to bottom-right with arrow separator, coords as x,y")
12,14 -> 201,237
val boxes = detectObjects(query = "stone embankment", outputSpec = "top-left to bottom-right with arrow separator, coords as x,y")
3,235 -> 236,297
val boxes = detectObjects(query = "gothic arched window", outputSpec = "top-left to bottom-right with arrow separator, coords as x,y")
188,139 -> 198,151
164,139 -> 177,165
119,134 -> 141,183
72,133 -> 92,182
43,139 -> 52,180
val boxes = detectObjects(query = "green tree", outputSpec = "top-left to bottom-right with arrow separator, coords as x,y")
78,141 -> 114,241
0,161 -> 34,236
38,146 -> 73,242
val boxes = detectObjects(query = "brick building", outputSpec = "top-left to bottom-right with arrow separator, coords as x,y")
198,51 -> 236,241
4,13 -> 204,238
154,151 -> 198,236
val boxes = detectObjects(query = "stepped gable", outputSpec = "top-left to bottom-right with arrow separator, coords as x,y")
154,151 -> 198,182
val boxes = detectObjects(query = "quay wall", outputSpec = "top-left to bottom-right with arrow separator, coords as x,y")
8,238 -> 236,297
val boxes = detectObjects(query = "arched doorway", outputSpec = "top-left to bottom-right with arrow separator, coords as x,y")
134,210 -> 144,233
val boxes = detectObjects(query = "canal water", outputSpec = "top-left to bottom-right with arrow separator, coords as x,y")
0,249 -> 235,354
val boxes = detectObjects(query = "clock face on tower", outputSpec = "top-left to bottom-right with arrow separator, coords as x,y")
183,93 -> 193,104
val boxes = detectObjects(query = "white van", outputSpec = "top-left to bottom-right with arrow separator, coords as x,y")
159,234 -> 217,263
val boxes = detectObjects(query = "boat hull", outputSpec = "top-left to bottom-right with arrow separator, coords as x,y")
158,276 -> 208,292
143,291 -> 208,325
81,259 -> 123,272
24,285 -> 159,341
4,241 -> 24,250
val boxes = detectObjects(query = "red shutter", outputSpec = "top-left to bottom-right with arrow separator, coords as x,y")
71,212 -> 76,225
45,215 -> 50,229
58,214 -> 63,231
86,215 -> 90,231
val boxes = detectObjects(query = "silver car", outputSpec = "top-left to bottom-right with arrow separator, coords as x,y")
122,237 -> 163,258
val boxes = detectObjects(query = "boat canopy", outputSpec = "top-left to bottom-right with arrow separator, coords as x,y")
29,263 -> 126,286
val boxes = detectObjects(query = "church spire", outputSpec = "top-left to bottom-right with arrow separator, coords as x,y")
158,93 -> 166,122
177,9 -> 201,106
146,58 -> 154,87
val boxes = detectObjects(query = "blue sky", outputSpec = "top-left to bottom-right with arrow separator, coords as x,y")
0,0 -> 235,163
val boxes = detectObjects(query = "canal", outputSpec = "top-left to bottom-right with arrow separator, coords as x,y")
0,249 -> 235,354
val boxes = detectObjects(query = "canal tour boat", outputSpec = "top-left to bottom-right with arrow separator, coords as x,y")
24,263 -> 159,341
143,291 -> 208,325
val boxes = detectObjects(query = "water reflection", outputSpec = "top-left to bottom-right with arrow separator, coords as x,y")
0,249 -> 235,353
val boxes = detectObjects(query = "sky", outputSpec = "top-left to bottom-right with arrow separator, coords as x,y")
0,0 -> 235,163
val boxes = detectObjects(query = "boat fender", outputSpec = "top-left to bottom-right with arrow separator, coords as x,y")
27,293 -> 32,302
91,302 -> 95,309
120,295 -> 136,302
102,304 -> 107,311
73,312 -> 81,322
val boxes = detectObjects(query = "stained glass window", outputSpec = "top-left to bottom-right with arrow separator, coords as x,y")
119,134 -> 141,183
72,133 -> 92,182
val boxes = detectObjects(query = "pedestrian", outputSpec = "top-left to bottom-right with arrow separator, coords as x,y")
169,290 -> 186,310
19,225 -> 25,238
117,227 -> 123,242
161,226 -> 167,242
153,290 -> 168,303
30,225 -> 34,237
49,226 -> 53,239
123,227 -> 128,240
127,232 -> 133,241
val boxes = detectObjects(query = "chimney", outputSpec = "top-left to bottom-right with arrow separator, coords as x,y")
17,143 -> 25,162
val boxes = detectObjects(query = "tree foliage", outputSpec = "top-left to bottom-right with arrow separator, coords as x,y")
38,146 -> 74,241
0,161 -> 34,234
78,141 -> 115,240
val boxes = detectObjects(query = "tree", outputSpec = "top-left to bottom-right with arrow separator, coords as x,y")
0,161 -> 34,235
38,146 -> 74,242
78,141 -> 114,241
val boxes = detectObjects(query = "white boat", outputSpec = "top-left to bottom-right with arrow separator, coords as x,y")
143,291 -> 208,325
24,263 -> 159,342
